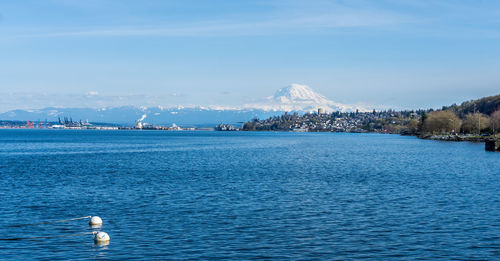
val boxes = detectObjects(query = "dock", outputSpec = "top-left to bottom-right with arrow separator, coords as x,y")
485,139 -> 500,152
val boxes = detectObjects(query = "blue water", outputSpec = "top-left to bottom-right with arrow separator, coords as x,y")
0,130 -> 499,260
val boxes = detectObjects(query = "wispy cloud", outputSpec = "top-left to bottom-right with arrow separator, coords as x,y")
7,2 -> 414,38
3,0 -> 500,39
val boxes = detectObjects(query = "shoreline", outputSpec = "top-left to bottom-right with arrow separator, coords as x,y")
1,127 -> 499,142
418,134 -> 498,143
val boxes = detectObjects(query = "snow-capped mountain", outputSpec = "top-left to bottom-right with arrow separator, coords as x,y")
242,83 -> 368,112
0,84 -> 370,125
272,83 -> 333,104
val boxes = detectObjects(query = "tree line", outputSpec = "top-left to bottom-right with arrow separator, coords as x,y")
418,110 -> 500,135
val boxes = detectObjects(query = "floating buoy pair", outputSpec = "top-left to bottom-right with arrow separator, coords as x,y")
89,216 -> 110,243
2,215 -> 110,243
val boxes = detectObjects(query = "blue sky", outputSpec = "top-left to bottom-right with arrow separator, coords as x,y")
0,0 -> 499,112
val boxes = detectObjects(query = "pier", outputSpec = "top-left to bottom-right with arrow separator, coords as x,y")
485,139 -> 500,152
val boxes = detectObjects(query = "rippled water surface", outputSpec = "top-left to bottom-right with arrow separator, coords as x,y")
0,130 -> 499,260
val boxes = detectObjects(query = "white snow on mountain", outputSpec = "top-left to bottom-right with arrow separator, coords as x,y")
241,83 -> 369,112
272,83 -> 332,104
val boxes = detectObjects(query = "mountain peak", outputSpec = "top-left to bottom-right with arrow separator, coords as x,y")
244,83 -> 369,112
272,83 -> 329,103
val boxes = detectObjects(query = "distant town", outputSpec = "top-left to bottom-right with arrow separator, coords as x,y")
239,108 -> 420,133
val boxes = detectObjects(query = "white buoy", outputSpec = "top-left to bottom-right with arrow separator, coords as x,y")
94,231 -> 110,243
89,216 -> 103,226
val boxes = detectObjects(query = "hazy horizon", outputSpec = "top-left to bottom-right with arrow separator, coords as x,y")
1,0 -> 499,112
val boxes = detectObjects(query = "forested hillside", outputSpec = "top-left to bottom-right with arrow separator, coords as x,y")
443,94 -> 500,117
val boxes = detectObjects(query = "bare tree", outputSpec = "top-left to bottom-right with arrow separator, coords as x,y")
423,111 -> 461,134
462,112 -> 490,134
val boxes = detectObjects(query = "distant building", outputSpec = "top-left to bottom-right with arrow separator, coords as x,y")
318,108 -> 325,114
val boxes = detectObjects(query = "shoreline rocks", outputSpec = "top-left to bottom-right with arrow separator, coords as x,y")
419,134 -> 495,143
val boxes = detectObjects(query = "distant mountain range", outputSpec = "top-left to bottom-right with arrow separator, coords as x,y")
0,84 -> 368,125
